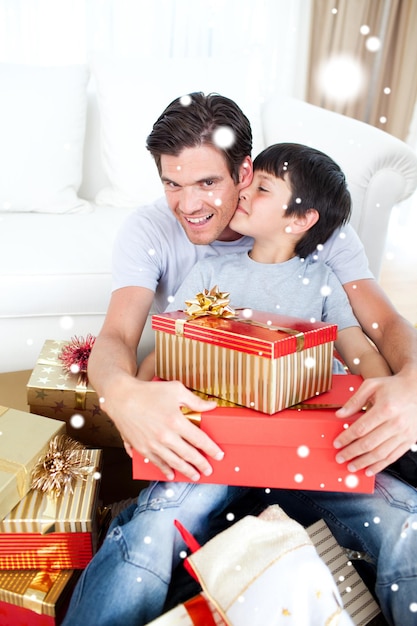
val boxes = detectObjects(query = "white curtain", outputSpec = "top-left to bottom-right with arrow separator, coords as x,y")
0,0 -> 311,100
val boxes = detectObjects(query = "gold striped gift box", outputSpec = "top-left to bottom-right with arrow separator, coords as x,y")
0,449 -> 102,570
152,310 -> 337,414
0,569 -> 79,625
0,406 -> 65,521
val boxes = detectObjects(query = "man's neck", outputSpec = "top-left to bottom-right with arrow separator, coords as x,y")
217,227 -> 247,242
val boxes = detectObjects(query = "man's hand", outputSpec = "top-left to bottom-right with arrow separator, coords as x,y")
102,377 -> 224,481
333,372 -> 417,476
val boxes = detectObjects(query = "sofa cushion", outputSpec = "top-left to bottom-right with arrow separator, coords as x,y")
0,205 -> 136,372
92,56 -> 264,208
0,63 -> 90,214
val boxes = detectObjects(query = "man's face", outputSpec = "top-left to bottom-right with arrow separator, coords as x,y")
160,145 -> 252,245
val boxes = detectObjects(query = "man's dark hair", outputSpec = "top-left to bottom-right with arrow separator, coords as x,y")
253,143 -> 351,258
146,92 -> 252,183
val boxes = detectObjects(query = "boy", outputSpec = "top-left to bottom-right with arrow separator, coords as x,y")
163,143 -> 391,380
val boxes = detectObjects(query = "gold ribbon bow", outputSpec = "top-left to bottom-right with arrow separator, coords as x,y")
185,286 -> 236,319
31,434 -> 93,499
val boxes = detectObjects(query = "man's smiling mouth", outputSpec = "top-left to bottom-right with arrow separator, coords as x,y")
185,214 -> 214,224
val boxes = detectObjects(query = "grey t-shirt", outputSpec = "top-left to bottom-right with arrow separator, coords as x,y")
166,252 -> 359,333
112,197 -> 373,314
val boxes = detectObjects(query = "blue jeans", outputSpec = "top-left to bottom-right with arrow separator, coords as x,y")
62,483 -> 251,626
63,473 -> 417,626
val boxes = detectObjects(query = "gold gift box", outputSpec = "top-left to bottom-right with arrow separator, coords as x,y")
0,568 -> 79,624
0,449 -> 102,570
153,310 -> 337,414
0,406 -> 65,520
27,340 -> 123,447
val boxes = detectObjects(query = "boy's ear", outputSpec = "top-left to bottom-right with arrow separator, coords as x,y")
291,208 -> 319,233
238,156 -> 253,187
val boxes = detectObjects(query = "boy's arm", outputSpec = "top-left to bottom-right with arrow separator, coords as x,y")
136,351 -> 156,381
334,278 -> 417,475
335,326 -> 391,379
88,286 -> 223,481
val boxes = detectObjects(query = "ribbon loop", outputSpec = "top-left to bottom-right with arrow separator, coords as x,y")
185,286 -> 236,319
0,458 -> 27,497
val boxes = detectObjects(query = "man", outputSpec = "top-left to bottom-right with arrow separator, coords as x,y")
89,91 -> 417,483
63,93 -> 417,626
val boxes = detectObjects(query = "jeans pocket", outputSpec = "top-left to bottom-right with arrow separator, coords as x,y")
375,472 -> 417,513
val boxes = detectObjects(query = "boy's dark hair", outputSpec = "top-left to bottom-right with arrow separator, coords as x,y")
253,143 -> 351,258
146,92 -> 252,183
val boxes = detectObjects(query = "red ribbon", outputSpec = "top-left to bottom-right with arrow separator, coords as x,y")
184,595 -> 220,626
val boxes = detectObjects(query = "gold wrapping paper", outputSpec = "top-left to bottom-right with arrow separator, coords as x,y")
0,449 -> 101,534
155,332 -> 334,414
0,569 -> 78,617
0,406 -> 65,520
27,340 -> 122,447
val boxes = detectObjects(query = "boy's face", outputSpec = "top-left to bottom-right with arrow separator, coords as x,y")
160,145 -> 252,245
230,170 -> 292,239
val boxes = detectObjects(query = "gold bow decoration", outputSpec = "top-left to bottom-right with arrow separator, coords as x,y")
185,286 -> 236,319
31,434 -> 93,499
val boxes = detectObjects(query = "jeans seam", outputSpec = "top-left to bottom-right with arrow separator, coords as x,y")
109,526 -> 172,583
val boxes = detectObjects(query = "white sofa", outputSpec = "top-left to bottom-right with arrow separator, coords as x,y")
1,61 -> 417,374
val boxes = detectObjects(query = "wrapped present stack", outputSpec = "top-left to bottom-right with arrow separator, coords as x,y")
133,288 -> 375,494
0,405 -> 104,624
152,288 -> 337,414
27,337 -> 123,447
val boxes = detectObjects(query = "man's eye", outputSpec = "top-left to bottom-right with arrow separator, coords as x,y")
203,179 -> 215,187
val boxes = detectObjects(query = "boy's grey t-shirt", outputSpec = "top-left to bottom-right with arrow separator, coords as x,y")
166,252 -> 360,333
112,197 -> 373,314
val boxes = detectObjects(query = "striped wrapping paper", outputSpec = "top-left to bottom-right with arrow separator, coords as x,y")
152,310 -> 337,414
0,406 -> 65,521
0,449 -> 102,570
0,569 -> 79,625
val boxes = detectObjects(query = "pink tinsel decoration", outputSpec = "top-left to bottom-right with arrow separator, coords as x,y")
59,334 -> 96,377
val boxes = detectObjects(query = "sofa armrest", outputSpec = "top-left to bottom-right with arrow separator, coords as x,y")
261,95 -> 417,278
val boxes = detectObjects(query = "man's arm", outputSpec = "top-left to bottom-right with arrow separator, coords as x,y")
88,286 -> 224,481
334,278 -> 417,475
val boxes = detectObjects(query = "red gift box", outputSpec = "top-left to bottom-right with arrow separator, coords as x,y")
0,449 -> 102,570
132,375 -> 374,493
0,569 -> 79,626
152,310 -> 337,414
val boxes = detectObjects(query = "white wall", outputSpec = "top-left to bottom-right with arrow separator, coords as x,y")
0,0 -> 312,101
